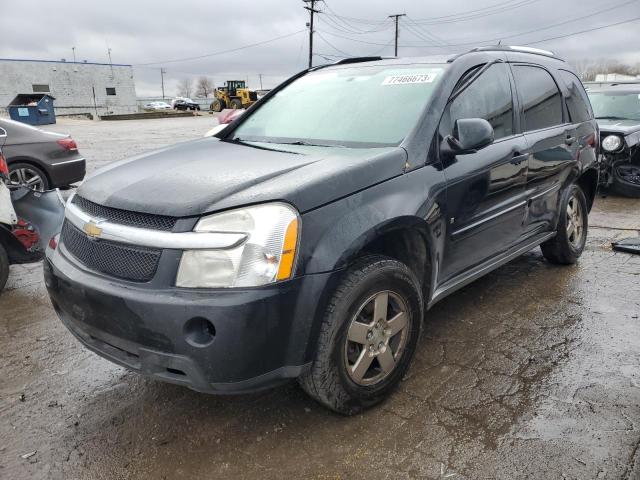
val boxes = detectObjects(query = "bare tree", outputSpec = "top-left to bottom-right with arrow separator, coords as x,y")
570,58 -> 640,81
177,78 -> 193,98
196,77 -> 215,98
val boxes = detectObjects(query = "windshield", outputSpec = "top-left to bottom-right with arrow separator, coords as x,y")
588,91 -> 640,121
231,64 -> 447,148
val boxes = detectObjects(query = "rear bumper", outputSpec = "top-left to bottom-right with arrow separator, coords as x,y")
44,246 -> 336,394
48,156 -> 85,186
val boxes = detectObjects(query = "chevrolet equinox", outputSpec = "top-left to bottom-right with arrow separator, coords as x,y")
44,46 -> 599,414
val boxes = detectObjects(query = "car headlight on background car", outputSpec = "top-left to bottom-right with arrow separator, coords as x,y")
602,135 -> 623,152
176,203 -> 299,288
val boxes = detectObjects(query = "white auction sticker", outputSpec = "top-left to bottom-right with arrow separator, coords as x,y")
382,73 -> 437,85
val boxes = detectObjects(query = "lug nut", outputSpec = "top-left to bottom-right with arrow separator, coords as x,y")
367,331 -> 373,340
378,342 -> 384,350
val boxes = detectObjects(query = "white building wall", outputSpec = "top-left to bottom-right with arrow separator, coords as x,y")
0,59 -> 138,117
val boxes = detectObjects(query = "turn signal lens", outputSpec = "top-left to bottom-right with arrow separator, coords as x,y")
277,218 -> 298,281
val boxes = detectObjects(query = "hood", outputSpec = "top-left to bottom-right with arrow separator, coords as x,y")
77,137 -> 406,217
596,119 -> 640,136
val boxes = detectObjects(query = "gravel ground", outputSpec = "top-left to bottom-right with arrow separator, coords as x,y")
1,117 -> 639,479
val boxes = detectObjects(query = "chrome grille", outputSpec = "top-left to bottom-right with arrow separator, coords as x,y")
72,195 -> 177,231
61,220 -> 161,282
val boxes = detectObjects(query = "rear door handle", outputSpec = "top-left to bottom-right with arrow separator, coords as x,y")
510,153 -> 528,166
565,136 -> 576,145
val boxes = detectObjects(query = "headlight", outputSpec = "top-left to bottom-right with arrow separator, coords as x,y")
176,203 -> 299,288
602,135 -> 622,152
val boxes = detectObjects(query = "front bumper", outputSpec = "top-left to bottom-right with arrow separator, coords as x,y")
44,245 -> 336,394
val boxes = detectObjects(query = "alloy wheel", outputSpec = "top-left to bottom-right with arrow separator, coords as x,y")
566,194 -> 584,249
8,167 -> 45,191
344,290 -> 410,386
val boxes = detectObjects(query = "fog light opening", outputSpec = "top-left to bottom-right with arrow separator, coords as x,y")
184,317 -> 216,347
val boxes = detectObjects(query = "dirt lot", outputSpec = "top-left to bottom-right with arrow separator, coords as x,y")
1,117 -> 639,479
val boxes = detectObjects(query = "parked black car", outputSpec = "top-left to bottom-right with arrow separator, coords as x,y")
0,118 -> 85,191
587,83 -> 640,197
173,98 -> 201,111
44,47 -> 599,414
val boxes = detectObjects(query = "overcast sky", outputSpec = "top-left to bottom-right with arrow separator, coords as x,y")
2,0 -> 639,96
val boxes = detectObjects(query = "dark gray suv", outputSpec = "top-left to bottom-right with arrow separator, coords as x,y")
44,46 -> 598,414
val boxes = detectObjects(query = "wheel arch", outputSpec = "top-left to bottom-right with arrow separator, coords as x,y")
576,166 -> 598,212
6,156 -> 52,186
333,216 -> 436,302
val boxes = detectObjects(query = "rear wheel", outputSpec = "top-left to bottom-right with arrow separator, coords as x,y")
8,163 -> 49,191
0,242 -> 9,293
541,184 -> 588,264
299,256 -> 422,415
230,99 -> 243,109
210,99 -> 225,112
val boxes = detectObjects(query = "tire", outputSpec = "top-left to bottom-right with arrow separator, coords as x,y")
299,255 -> 423,415
541,183 -> 588,265
210,99 -> 225,112
0,242 -> 9,293
611,164 -> 640,198
8,162 -> 50,191
230,99 -> 243,110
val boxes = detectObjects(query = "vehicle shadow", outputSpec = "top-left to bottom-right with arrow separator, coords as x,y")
56,250 -> 583,479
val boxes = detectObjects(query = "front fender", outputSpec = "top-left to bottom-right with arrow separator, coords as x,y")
297,165 -> 447,296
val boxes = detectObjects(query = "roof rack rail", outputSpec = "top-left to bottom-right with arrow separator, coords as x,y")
334,56 -> 383,65
467,45 -> 557,58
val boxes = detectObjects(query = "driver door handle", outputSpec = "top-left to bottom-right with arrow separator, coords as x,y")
510,153 -> 528,166
565,135 -> 576,145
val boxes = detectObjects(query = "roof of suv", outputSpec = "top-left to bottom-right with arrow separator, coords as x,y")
320,46 -> 566,70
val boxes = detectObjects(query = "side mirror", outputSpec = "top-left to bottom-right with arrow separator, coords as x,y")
441,118 -> 494,156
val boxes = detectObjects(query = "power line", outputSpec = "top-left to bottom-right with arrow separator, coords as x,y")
318,13 -> 640,50
134,30 -> 306,66
523,14 -> 640,45
315,31 -> 354,57
410,0 -> 538,22
407,0 -> 638,48
410,0 -> 544,25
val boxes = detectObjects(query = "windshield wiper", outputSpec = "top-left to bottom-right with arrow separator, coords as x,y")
260,140 -> 345,148
595,116 -> 628,120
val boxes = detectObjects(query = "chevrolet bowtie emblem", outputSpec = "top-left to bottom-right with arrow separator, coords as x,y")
83,221 -> 103,238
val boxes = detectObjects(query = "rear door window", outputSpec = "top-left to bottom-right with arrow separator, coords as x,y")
559,70 -> 593,123
442,63 -> 514,140
513,65 -> 563,131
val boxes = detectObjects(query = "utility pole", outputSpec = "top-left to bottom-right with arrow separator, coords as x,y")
303,0 -> 321,68
258,73 -> 263,89
388,14 -> 406,57
160,68 -> 166,99
72,46 -> 76,63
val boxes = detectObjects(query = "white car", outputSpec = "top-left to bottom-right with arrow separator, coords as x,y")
143,101 -> 172,111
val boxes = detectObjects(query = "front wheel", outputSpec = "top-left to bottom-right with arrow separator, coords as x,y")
210,99 -> 224,112
299,256 -> 423,415
541,183 -> 588,264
